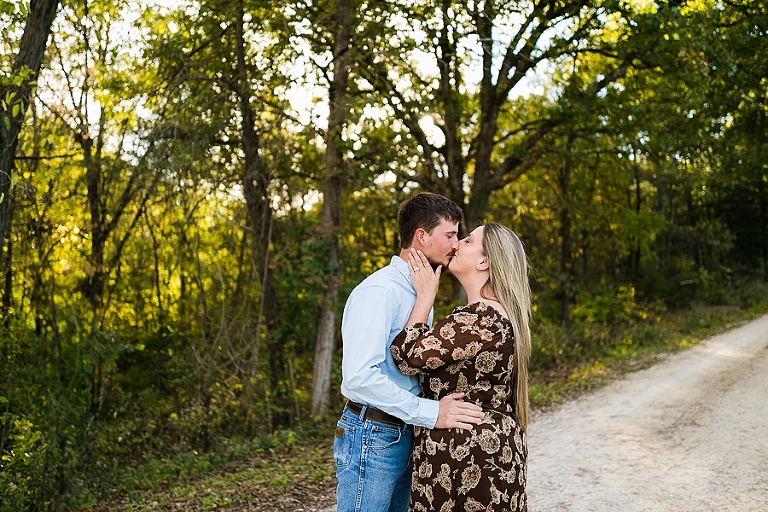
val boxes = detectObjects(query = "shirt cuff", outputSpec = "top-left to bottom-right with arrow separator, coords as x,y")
417,396 -> 440,429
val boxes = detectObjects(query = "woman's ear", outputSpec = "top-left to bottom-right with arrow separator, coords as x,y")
476,258 -> 489,271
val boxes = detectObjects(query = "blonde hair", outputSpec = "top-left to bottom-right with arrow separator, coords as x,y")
481,222 -> 532,432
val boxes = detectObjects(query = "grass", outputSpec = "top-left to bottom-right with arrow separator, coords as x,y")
91,435 -> 337,511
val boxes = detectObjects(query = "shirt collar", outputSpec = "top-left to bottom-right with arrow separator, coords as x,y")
391,255 -> 412,283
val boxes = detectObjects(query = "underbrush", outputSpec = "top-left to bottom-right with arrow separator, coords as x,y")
87,426 -> 336,511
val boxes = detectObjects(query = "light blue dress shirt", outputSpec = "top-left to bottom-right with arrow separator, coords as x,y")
340,255 -> 440,428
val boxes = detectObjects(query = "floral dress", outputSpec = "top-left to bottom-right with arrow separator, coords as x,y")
390,301 -> 527,512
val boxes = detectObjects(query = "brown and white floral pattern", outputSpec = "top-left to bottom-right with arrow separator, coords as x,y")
391,302 -> 527,512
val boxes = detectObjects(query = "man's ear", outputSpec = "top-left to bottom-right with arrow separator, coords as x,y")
414,227 -> 426,246
477,258 -> 489,271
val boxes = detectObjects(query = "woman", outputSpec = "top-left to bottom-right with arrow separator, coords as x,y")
390,222 -> 532,512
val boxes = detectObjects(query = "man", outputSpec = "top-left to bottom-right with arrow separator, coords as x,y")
334,192 -> 485,512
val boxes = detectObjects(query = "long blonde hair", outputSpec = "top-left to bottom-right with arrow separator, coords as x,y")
481,222 -> 532,432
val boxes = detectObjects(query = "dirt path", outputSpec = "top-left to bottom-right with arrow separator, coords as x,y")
526,314 -> 768,511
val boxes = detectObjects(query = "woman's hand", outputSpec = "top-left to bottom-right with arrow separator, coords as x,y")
403,249 -> 441,327
407,248 -> 441,300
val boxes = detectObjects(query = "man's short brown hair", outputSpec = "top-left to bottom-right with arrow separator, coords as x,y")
397,192 -> 463,249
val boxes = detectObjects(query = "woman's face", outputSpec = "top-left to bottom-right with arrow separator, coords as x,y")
448,225 -> 486,276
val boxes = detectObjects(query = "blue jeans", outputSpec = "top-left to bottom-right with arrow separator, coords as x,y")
334,404 -> 413,512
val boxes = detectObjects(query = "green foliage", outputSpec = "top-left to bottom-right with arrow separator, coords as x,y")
570,286 -> 655,325
531,287 -> 666,373
0,322 -> 118,510
0,402 -> 47,511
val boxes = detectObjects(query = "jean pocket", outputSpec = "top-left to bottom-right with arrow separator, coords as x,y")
333,421 -> 355,468
368,424 -> 405,451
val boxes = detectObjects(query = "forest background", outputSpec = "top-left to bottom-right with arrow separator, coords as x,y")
1,0 -> 766,509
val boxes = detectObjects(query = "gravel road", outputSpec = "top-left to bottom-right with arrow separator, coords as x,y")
526,313 -> 768,512
315,314 -> 768,512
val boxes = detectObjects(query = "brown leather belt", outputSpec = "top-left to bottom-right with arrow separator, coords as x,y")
346,401 -> 405,427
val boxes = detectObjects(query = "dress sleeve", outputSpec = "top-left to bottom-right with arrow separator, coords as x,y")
390,308 -> 489,375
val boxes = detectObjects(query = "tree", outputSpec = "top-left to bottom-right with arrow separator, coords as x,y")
0,0 -> 60,316
702,0 -> 768,278
144,0 -> 302,430
310,0 -> 354,419
351,1 -> 699,231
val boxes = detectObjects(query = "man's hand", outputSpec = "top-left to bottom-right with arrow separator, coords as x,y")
435,392 -> 484,430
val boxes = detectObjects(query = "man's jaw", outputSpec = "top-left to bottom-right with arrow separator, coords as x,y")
438,254 -> 456,272
426,251 -> 455,271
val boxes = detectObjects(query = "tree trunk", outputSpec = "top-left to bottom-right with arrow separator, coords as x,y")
233,1 -> 286,429
630,161 -> 642,279
82,136 -> 107,312
760,180 -> 767,282
1,199 -> 14,324
310,0 -> 353,419
0,0 -> 60,312
559,136 -> 574,328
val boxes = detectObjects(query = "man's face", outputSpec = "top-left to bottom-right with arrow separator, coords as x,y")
421,219 -> 460,268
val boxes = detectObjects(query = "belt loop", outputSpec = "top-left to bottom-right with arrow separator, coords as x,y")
359,403 -> 368,421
